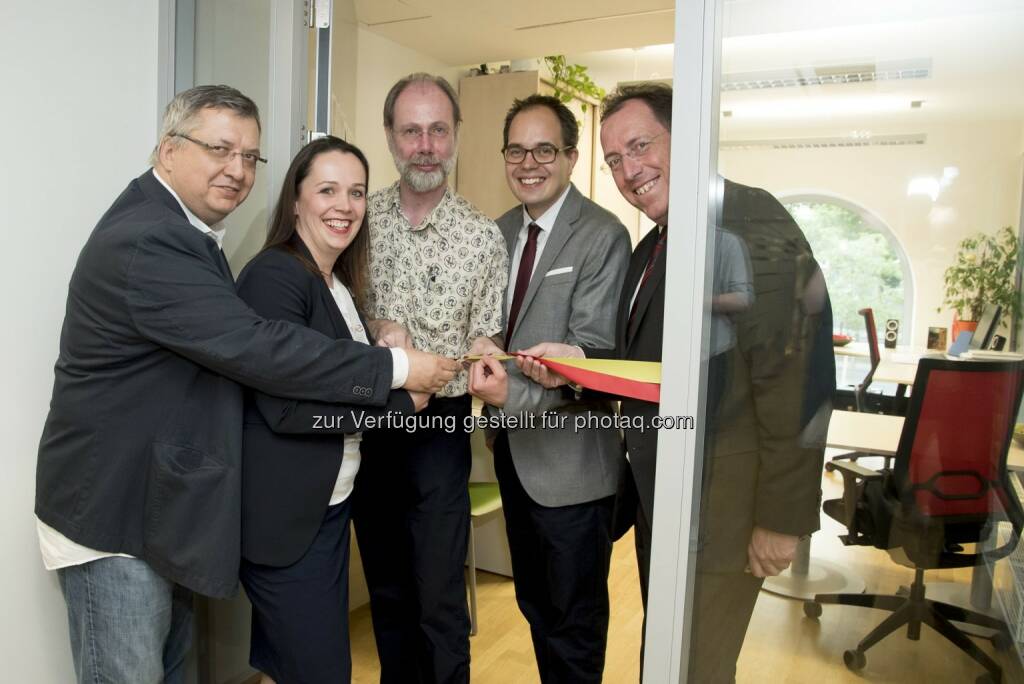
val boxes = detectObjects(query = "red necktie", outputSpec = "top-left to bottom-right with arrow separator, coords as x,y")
628,229 -> 666,328
506,223 -> 541,344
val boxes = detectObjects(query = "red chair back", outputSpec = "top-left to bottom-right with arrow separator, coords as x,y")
894,358 -> 1024,521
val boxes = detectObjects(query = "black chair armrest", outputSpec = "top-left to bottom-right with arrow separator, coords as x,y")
830,461 -> 884,538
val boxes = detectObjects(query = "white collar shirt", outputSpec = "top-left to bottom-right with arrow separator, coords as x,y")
506,184 -> 572,319
153,168 -> 227,249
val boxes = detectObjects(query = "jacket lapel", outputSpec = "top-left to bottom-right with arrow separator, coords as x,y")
293,237 -> 350,340
508,186 -> 582,347
139,170 -> 235,282
625,226 -> 665,353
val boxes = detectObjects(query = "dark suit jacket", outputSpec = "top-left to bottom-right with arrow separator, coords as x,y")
236,241 -> 415,567
587,179 -> 834,572
36,171 -> 394,598
584,223 -> 664,529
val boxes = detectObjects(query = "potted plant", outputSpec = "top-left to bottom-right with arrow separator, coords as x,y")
543,55 -> 605,114
939,226 -> 1021,339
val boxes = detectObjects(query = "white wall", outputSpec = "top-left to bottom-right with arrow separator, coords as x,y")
354,28 -> 463,193
0,1 -> 160,679
719,119 -> 1024,346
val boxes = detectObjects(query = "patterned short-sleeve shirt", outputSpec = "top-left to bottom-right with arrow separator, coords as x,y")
367,182 -> 508,397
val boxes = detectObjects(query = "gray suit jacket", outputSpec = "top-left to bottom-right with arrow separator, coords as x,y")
493,184 -> 630,506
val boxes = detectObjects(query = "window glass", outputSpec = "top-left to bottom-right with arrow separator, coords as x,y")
687,2 -> 1024,682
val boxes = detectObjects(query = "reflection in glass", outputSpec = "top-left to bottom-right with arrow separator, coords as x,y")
710,2 -> 1024,682
689,177 -> 835,683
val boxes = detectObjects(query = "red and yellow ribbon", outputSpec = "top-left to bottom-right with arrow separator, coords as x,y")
465,355 -> 661,403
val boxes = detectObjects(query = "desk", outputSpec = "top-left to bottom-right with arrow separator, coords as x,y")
826,411 -> 904,454
833,343 -> 929,362
874,360 -> 918,387
833,344 -> 926,397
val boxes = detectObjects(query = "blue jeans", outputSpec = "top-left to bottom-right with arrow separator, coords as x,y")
58,557 -> 193,684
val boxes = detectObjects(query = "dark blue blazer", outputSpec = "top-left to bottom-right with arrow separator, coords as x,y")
36,171 -> 395,598
236,241 -> 415,567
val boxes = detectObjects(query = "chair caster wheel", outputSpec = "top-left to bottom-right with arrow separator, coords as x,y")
992,631 -> 1012,652
843,649 -> 866,672
824,461 -> 837,473
803,601 -> 822,619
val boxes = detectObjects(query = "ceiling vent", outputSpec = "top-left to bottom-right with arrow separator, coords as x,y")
720,133 -> 927,151
722,59 -> 931,91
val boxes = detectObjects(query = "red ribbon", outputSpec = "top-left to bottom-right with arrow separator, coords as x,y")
538,358 -> 661,403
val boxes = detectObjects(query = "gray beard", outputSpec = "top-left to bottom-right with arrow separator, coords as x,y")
403,165 -> 447,193
393,152 -> 457,193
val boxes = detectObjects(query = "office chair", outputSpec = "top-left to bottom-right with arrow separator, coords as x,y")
827,307 -> 889,470
807,357 -> 1024,683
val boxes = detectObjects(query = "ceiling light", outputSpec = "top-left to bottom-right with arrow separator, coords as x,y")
727,95 -> 909,120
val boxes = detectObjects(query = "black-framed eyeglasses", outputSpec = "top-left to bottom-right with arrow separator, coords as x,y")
173,133 -> 267,168
502,144 -> 574,165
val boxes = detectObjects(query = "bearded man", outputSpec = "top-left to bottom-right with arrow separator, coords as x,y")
353,73 -> 507,684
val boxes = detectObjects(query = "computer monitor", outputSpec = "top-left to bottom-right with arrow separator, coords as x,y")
969,304 -> 1002,350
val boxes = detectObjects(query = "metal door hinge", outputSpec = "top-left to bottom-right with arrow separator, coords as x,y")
310,0 -> 331,29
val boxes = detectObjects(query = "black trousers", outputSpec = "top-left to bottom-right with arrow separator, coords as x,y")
494,432 -> 615,683
353,395 -> 472,684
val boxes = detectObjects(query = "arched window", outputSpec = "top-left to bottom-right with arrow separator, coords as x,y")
781,195 -> 914,342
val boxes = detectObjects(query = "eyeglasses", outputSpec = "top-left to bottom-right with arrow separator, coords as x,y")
604,133 -> 665,173
393,124 -> 452,142
173,133 -> 267,168
502,144 -> 574,165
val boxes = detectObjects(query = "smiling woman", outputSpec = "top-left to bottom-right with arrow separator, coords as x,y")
232,135 -> 422,684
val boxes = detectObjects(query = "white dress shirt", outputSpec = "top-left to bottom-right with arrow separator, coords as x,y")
327,275 -> 370,505
506,184 -> 572,320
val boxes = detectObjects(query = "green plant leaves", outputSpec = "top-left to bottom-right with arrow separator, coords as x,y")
940,226 -> 1021,322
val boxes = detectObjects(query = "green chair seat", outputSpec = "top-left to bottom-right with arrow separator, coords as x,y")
469,482 -> 502,517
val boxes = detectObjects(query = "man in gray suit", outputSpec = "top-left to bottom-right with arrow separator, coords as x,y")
468,94 -> 631,683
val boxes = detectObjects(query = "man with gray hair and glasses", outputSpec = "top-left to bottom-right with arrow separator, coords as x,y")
354,73 -> 507,683
35,84 -> 457,683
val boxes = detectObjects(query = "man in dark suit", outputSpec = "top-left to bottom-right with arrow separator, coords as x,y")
34,85 -> 457,683
518,84 -> 834,682
468,95 -> 630,682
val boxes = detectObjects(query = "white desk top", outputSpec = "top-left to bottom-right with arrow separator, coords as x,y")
833,343 -> 930,362
828,410 -> 1024,465
827,410 -> 904,455
874,360 -> 919,386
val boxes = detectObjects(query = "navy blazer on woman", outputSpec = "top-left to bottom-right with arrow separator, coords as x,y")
236,240 -> 415,567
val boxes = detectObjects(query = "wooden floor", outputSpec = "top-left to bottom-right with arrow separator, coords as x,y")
349,459 -> 1024,683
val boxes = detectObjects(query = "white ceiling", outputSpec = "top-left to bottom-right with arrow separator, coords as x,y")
356,0 -> 1024,136
354,0 -> 675,64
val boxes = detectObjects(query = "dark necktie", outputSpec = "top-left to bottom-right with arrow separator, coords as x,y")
505,222 -> 542,344
628,228 -> 666,328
